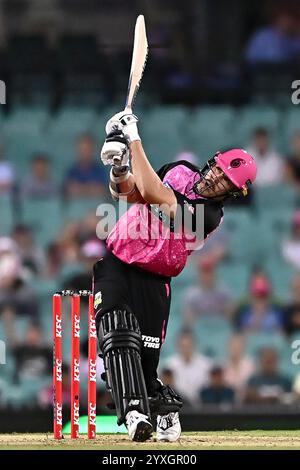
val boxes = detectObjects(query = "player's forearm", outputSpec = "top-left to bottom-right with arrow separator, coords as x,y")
109,167 -> 145,203
130,141 -> 164,201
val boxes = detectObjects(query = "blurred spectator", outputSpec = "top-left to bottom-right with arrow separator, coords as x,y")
196,226 -> 229,265
63,237 -> 106,295
159,367 -> 176,389
12,224 -> 45,276
79,213 -> 103,244
163,329 -> 212,405
224,335 -> 255,401
21,154 -> 58,199
174,151 -> 199,165
0,237 -> 39,336
247,128 -> 283,186
64,134 -> 107,198
183,256 -> 234,325
44,242 -> 62,279
245,7 -> 300,65
283,273 -> 300,336
235,272 -> 283,333
200,366 -> 235,405
293,373 -> 300,401
0,142 -> 15,195
11,324 -> 52,384
284,132 -> 300,188
282,211 -> 300,270
245,348 -> 292,404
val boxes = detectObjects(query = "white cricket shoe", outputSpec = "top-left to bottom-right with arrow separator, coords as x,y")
156,412 -> 181,442
125,410 -> 153,442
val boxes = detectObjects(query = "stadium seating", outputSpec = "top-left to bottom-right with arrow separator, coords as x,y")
255,185 -> 298,213
234,106 -> 280,146
245,332 -> 286,359
222,208 -> 259,263
2,103 -> 300,410
141,106 -> 188,167
21,198 -> 63,246
283,108 -> 300,150
0,195 -> 14,236
186,105 -> 236,160
195,316 -> 233,361
64,197 -> 102,222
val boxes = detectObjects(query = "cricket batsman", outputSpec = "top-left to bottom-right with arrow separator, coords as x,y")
93,110 -> 257,441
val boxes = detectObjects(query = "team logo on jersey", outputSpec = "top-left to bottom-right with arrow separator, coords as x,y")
94,291 -> 102,309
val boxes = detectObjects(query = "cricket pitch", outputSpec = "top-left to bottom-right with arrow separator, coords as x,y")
1,431 -> 300,450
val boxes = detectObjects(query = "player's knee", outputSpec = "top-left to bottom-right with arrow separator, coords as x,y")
98,309 -> 142,354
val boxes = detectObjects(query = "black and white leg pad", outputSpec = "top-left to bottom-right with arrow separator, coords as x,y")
98,309 -> 150,425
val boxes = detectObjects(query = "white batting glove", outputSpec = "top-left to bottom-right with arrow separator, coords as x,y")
100,131 -> 130,167
105,111 -> 141,143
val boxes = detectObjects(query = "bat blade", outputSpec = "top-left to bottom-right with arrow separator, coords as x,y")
125,15 -> 148,111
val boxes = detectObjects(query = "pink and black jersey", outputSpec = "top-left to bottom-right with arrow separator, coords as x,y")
106,160 -> 223,277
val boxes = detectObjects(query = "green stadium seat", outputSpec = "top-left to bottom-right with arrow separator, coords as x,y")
92,106 -> 127,143
47,106 -> 97,138
64,197 -> 102,221
0,349 -> 15,382
21,198 -> 63,246
257,209 -> 294,263
222,208 -> 259,263
265,258 -> 295,301
245,332 -> 286,359
283,108 -> 300,150
195,316 -> 233,361
141,106 -> 188,167
234,106 -> 280,146
2,106 -> 49,135
255,185 -> 297,212
217,263 -> 249,299
173,259 -> 197,287
10,376 -> 51,407
0,195 -> 14,236
6,130 -> 46,174
58,263 -> 85,285
280,335 -> 300,380
186,106 -> 235,161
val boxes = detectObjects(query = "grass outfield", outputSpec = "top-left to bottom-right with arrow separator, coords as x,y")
1,431 -> 300,450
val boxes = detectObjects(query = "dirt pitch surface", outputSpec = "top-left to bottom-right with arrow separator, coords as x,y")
1,431 -> 300,450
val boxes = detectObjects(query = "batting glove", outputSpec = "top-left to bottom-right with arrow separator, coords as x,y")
100,130 -> 130,168
105,111 -> 141,143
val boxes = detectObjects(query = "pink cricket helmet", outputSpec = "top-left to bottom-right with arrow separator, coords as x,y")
214,149 -> 257,196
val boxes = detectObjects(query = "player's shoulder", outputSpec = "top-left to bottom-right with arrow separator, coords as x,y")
156,160 -> 199,180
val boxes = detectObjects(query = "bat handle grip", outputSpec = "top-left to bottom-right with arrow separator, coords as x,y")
124,106 -> 132,113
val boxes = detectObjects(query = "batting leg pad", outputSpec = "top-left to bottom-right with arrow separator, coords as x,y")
98,309 -> 150,425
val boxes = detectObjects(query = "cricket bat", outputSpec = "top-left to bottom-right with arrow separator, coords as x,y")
124,15 -> 148,112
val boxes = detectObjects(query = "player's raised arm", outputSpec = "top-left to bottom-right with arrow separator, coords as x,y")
101,110 -> 177,217
100,113 -> 145,203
